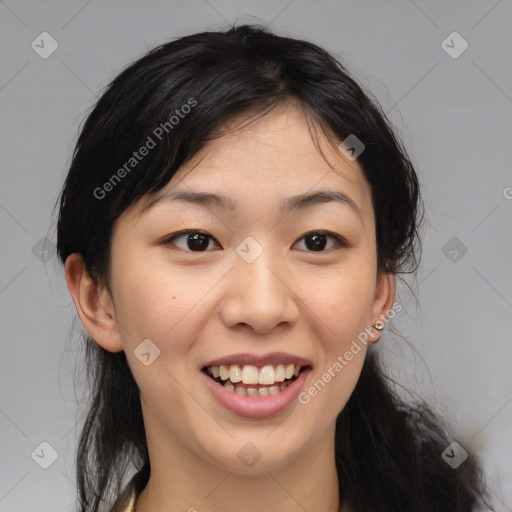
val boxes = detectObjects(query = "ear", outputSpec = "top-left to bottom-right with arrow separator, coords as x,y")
367,271 -> 396,345
64,253 -> 123,352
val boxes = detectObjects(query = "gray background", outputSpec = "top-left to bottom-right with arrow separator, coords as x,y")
1,1 -> 511,510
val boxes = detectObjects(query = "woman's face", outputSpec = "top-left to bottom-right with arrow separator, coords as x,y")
99,104 -> 394,473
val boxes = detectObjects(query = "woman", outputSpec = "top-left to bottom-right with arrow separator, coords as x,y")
57,24 -> 493,511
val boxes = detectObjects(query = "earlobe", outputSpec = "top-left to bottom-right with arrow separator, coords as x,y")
64,253 -> 123,352
368,272 -> 396,344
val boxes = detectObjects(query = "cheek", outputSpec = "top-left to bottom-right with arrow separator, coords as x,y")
300,260 -> 374,413
297,348 -> 366,438
110,249 -> 212,343
304,262 -> 376,333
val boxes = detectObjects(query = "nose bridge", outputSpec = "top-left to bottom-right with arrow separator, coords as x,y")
239,247 -> 283,298
219,239 -> 298,333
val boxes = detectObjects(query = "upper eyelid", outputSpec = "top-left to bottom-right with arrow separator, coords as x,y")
162,230 -> 221,250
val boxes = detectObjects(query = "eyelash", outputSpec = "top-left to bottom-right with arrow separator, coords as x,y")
161,230 -> 348,253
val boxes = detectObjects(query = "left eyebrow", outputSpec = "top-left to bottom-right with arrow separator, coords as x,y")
142,188 -> 363,222
281,189 -> 362,221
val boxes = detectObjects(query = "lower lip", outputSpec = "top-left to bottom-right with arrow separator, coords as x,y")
201,368 -> 312,419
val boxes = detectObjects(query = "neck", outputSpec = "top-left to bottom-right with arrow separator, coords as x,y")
134,421 -> 341,512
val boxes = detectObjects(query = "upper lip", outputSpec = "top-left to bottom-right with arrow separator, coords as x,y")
202,352 -> 313,368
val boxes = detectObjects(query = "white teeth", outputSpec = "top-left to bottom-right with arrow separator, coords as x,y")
229,365 -> 242,383
222,380 -> 293,396
219,365 -> 230,380
235,386 -> 247,396
275,364 -> 286,382
269,386 -> 280,395
241,365 -> 259,385
209,363 -> 304,385
259,365 -> 275,385
224,381 -> 235,392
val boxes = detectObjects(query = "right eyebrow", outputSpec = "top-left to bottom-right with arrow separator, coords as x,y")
141,190 -> 237,214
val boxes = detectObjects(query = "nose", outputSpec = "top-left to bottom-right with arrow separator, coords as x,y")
217,248 -> 300,335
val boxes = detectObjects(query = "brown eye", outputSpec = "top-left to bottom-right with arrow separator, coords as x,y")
294,231 -> 346,252
164,231 -> 220,252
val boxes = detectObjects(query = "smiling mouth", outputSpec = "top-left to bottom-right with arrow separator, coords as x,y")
202,364 -> 310,397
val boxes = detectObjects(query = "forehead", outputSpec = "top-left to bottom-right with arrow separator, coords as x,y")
135,104 -> 373,221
